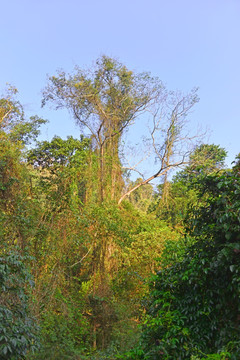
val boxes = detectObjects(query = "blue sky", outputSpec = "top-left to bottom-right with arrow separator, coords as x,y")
1,0 -> 240,171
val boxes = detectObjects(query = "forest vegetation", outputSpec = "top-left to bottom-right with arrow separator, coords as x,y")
0,56 -> 239,360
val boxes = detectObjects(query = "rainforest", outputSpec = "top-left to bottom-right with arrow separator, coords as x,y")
0,56 -> 239,360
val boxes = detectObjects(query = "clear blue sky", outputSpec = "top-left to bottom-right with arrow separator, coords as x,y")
1,0 -> 240,169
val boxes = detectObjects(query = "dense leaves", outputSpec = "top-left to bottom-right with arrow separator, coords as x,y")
137,166 -> 240,359
0,251 -> 40,359
150,144 -> 227,227
1,60 -> 239,360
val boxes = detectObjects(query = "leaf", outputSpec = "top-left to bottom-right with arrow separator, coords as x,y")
225,232 -> 232,240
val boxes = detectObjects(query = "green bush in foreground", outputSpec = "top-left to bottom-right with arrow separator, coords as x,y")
128,165 -> 240,359
0,251 -> 39,359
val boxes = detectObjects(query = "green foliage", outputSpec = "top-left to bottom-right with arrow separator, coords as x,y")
27,135 -> 94,208
188,144 -> 227,175
150,144 -> 227,226
190,351 -> 231,360
28,296 -> 89,359
27,135 -> 90,170
138,166 -> 240,359
2,77 -> 238,360
127,178 -> 154,213
42,55 -> 159,135
0,87 -> 47,145
0,122 -> 38,250
0,250 -> 39,359
150,179 -> 198,226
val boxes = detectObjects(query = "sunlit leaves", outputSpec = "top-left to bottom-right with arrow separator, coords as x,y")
139,165 -> 240,359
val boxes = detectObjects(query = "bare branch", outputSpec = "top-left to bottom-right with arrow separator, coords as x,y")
118,158 -> 188,204
118,87 -> 203,205
70,247 -> 93,268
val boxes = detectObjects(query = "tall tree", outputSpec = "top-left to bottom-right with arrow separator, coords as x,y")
42,55 -> 161,202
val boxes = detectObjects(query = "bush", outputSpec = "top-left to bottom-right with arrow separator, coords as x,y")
137,168 -> 240,359
0,250 -> 39,359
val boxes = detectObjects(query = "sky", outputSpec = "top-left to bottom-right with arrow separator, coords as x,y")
1,0 -> 240,173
